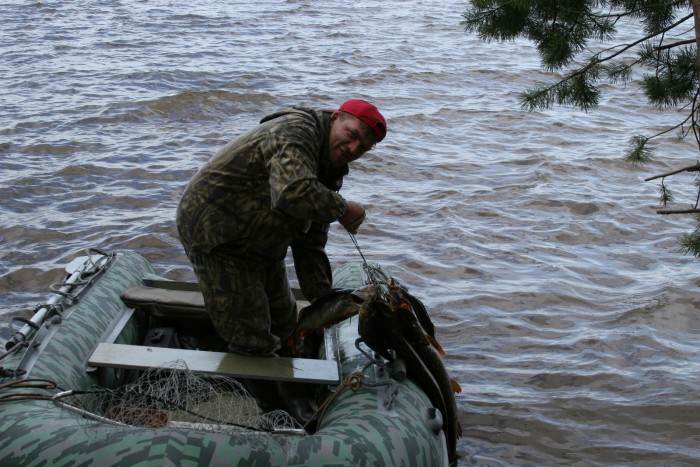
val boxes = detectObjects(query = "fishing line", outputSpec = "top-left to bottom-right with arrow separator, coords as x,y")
348,232 -> 370,269
347,232 -> 387,291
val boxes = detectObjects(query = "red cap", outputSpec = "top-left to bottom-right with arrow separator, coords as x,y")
338,99 -> 387,143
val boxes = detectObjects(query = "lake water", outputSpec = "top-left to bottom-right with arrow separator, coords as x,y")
2,1 -> 700,465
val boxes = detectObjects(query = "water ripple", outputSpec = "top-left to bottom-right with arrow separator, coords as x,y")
2,0 -> 700,464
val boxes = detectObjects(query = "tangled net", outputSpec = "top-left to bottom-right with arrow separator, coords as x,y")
55,360 -> 303,434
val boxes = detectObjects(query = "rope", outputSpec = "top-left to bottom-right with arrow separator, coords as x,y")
47,284 -> 81,301
0,378 -> 62,402
303,371 -> 366,432
10,317 -> 38,330
2,247 -> 114,351
0,367 -> 26,378
32,303 -> 63,319
0,341 -> 28,365
304,338 -> 400,432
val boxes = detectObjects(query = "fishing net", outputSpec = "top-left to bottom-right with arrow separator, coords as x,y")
55,360 -> 303,434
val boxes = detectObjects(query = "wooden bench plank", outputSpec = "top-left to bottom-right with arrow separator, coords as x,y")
140,279 -> 306,302
88,343 -> 340,384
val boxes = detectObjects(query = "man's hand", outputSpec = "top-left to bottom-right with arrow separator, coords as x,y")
339,201 -> 366,234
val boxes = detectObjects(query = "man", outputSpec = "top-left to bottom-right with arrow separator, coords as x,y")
176,99 -> 387,358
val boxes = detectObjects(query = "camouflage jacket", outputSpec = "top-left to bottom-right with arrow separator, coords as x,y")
177,106 -> 349,300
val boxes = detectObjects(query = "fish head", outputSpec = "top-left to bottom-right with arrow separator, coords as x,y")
350,284 -> 377,304
383,299 -> 424,339
357,293 -> 395,361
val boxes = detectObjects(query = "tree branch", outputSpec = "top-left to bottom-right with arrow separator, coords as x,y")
524,13 -> 694,104
584,1 -> 689,21
585,13 -> 692,67
656,208 -> 700,215
645,163 -> 700,181
656,38 -> 695,50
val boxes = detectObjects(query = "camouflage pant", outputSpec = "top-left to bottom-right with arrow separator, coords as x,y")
182,243 -> 297,357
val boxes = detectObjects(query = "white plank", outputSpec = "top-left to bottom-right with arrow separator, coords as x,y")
88,343 -> 339,384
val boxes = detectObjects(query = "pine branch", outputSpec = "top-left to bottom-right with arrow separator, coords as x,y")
520,12 -> 694,111
657,208 -> 700,214
656,38 -> 695,50
645,163 -> 700,181
584,0 -> 689,22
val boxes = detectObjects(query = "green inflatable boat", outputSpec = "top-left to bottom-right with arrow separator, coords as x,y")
0,250 -> 450,466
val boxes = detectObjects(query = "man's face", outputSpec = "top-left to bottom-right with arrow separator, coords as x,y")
328,112 -> 376,167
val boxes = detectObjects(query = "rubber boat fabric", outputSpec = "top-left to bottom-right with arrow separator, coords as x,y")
0,250 -> 457,466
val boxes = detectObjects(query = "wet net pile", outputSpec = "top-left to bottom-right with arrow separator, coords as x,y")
55,360 -> 303,434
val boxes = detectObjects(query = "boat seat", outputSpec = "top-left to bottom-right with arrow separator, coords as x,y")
121,286 -> 210,322
88,343 -> 339,384
110,283 -> 332,383
121,282 -> 310,322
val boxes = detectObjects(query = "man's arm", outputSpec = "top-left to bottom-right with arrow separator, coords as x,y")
290,222 -> 333,302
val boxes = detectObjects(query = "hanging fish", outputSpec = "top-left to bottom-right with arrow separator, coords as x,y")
357,287 -> 394,361
388,279 -> 446,357
357,286 -> 461,464
288,286 -> 372,353
382,298 -> 462,465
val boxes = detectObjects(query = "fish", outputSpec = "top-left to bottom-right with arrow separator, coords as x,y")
357,287 -> 394,361
386,286 -> 461,393
387,329 -> 448,418
288,286 -> 372,354
357,287 -> 461,464
382,301 -> 461,465
360,283 -> 460,393
389,279 -> 446,357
